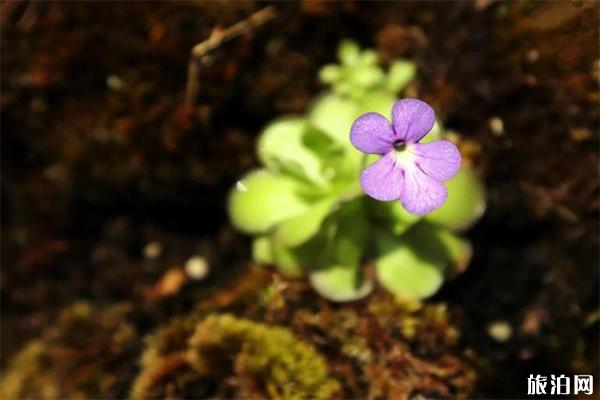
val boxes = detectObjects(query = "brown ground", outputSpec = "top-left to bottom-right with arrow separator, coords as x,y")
1,1 -> 598,398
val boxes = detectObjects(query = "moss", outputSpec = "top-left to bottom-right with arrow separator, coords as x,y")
130,315 -> 199,400
131,314 -> 340,399
1,302 -> 136,400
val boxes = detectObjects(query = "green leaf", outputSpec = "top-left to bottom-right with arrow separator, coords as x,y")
375,222 -> 473,299
257,118 -> 327,186
358,49 -> 378,66
271,236 -> 322,276
357,90 -> 396,117
252,234 -> 321,276
332,198 -> 370,266
299,127 -> 363,199
323,148 -> 363,186
426,166 -> 486,231
369,198 -> 420,235
273,198 -> 338,247
375,225 -> 447,299
338,40 -> 360,66
419,120 -> 443,144
298,199 -> 372,302
348,65 -> 384,89
319,64 -> 341,83
309,264 -> 373,302
433,227 -> 473,274
386,60 -> 416,93
228,170 -> 310,234
302,127 -> 338,159
252,236 -> 273,264
308,94 -> 359,146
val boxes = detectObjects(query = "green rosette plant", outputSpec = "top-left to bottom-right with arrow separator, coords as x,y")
228,40 -> 485,302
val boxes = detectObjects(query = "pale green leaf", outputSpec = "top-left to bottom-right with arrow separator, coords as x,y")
309,264 -> 373,302
419,120 -> 444,144
357,90 -> 396,118
308,94 -> 359,146
338,40 -> 360,66
302,199 -> 372,302
426,166 -> 486,231
332,198 -> 370,266
271,236 -> 322,276
358,49 -> 378,66
375,227 -> 446,299
348,65 -> 385,88
375,222 -> 474,298
386,60 -> 416,93
252,234 -> 320,276
252,236 -> 273,264
257,118 -> 327,186
273,198 -> 337,247
302,127 -> 338,159
369,198 -> 421,236
228,170 -> 309,234
319,64 -> 341,83
433,227 -> 473,274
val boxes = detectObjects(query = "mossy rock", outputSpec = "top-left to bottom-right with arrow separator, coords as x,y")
131,314 -> 340,399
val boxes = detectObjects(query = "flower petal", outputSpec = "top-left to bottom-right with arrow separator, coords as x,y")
350,112 -> 396,154
360,152 -> 404,201
400,164 -> 448,215
392,98 -> 435,143
409,140 -> 461,181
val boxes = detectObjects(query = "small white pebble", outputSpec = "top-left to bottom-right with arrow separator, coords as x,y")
106,75 -> 125,91
526,49 -> 539,63
489,117 -> 504,136
185,255 -> 209,280
487,320 -> 512,342
143,242 -> 163,259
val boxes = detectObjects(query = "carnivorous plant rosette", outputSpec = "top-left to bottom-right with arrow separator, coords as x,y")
228,41 -> 485,302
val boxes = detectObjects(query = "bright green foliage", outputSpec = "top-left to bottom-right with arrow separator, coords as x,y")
228,40 -> 486,302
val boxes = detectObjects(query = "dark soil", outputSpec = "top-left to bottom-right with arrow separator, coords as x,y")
1,1 -> 598,399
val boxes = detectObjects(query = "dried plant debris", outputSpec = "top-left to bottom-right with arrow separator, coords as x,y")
288,295 -> 476,399
1,302 -> 137,400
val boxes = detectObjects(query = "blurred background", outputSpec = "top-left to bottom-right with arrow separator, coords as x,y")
1,1 -> 598,399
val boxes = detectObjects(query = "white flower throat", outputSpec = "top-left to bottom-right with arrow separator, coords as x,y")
392,142 -> 416,168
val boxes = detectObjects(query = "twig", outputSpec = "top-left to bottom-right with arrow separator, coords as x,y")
184,6 -> 277,107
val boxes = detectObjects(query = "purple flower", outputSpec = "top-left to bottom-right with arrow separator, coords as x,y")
350,98 -> 461,216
